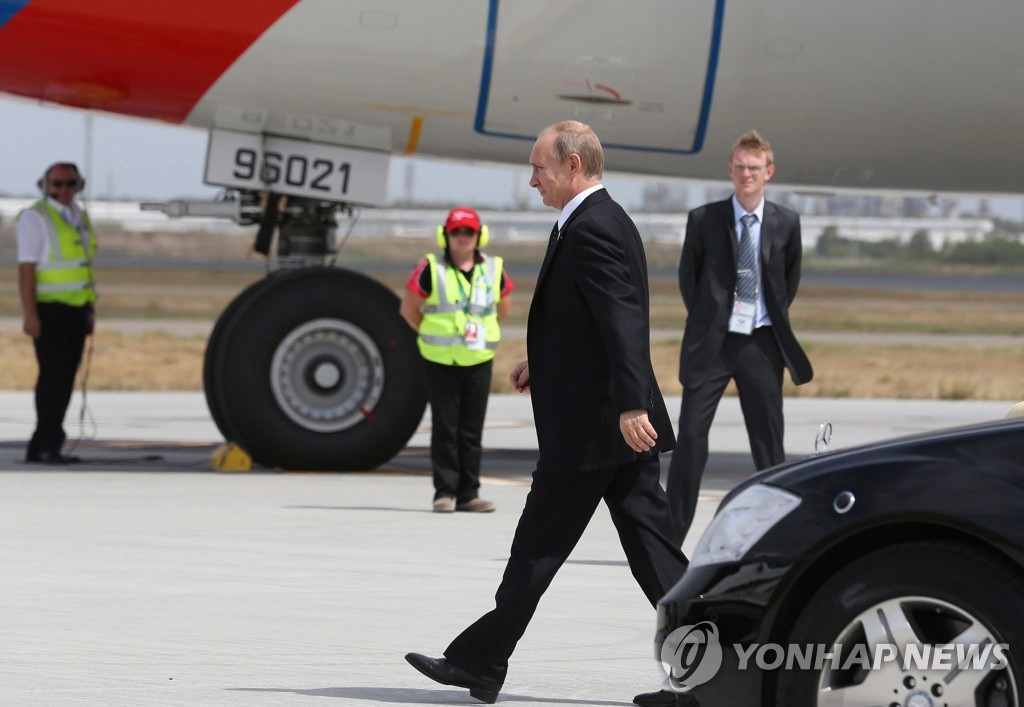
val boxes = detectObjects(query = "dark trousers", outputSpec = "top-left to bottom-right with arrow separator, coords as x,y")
422,359 -> 493,502
28,302 -> 90,457
443,455 -> 688,686
666,327 -> 785,544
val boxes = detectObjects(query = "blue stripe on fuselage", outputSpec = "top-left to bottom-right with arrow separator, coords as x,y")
0,0 -> 31,29
475,0 -> 726,156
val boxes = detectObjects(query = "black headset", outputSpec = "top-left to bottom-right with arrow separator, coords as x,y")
37,162 -> 86,197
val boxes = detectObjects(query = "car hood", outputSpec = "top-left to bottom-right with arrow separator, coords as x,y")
724,415 -> 1024,503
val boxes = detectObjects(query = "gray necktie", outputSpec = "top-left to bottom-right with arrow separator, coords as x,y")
736,214 -> 759,302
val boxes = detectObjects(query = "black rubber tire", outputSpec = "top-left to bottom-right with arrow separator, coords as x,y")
203,275 -> 274,442
775,540 -> 1023,707
211,267 -> 426,470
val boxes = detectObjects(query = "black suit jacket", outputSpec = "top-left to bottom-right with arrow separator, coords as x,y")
678,198 -> 813,388
527,189 -> 673,474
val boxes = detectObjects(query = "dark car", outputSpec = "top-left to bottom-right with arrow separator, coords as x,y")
655,412 -> 1024,707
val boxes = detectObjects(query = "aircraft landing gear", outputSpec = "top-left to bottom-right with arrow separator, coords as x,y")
148,192 -> 427,470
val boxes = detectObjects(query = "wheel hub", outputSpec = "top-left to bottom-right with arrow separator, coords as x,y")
270,318 -> 385,433
817,596 -> 1016,706
307,356 -> 343,391
904,690 -> 933,707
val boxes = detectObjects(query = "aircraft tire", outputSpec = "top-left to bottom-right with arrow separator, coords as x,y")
213,267 -> 426,470
203,274 -> 274,443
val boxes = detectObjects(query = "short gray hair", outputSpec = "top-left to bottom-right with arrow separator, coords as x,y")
542,121 -> 604,179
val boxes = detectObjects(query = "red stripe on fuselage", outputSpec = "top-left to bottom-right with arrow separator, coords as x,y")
0,0 -> 302,122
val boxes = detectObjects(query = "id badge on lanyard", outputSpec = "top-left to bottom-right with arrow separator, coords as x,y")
728,300 -> 756,334
457,267 -> 487,350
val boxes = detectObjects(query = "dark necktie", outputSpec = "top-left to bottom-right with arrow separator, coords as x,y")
736,213 -> 759,302
537,222 -> 560,283
544,222 -> 560,257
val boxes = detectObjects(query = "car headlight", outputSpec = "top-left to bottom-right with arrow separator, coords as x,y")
690,484 -> 801,568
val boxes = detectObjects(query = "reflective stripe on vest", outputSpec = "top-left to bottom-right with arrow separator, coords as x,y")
417,252 -> 502,366
22,200 -> 97,306
418,334 -> 500,350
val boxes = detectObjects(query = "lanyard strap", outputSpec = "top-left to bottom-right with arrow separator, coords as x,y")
453,266 -> 475,314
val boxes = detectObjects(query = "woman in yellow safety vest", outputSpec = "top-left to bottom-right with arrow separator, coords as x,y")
400,207 -> 513,513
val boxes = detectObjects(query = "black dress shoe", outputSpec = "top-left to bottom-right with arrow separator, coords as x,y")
35,451 -> 82,465
634,688 -> 699,706
405,652 -> 500,704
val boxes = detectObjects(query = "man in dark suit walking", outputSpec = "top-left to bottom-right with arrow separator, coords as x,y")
666,130 -> 814,547
406,121 -> 688,704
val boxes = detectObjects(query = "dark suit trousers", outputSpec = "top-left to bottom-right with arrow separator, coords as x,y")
28,302 -> 90,457
667,327 -> 785,544
443,455 -> 687,686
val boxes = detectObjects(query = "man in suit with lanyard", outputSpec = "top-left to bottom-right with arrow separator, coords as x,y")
665,130 -> 814,549
406,121 -> 688,704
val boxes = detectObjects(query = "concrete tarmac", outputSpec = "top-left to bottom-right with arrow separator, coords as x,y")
0,393 -> 1016,706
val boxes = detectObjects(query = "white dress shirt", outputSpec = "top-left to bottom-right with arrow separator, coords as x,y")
731,195 -> 772,328
557,184 -> 604,233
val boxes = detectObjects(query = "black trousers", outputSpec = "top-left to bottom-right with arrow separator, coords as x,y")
666,326 -> 785,544
443,454 -> 688,686
422,359 -> 493,502
28,302 -> 90,457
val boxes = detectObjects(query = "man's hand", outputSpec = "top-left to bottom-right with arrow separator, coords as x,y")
22,313 -> 41,339
620,409 -> 657,453
18,263 -> 40,339
508,360 -> 531,393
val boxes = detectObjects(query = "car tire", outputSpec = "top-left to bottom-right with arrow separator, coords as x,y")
775,540 -> 1023,707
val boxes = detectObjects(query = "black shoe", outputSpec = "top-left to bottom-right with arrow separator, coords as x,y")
634,688 -> 699,706
33,450 -> 82,465
405,652 -> 500,704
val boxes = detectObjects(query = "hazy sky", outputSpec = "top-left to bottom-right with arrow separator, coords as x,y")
2,95 -> 1021,221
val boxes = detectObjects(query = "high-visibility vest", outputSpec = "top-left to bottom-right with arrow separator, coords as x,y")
21,200 -> 97,307
417,252 -> 503,366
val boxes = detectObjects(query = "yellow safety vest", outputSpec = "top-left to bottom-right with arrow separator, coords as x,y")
21,200 -> 97,307
417,252 -> 503,366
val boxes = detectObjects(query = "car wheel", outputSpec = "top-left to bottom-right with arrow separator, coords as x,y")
776,540 -> 1022,707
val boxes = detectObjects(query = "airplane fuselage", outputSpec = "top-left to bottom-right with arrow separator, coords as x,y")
1,0 -> 1022,194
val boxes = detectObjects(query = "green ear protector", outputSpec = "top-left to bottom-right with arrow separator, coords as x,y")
436,224 -> 489,249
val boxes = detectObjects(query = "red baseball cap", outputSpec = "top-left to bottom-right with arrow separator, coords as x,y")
444,207 -> 481,232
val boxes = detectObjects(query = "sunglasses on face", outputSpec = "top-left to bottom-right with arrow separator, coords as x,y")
448,228 -> 478,237
50,179 -> 80,188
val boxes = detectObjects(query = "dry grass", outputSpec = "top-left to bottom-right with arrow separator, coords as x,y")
3,331 -> 1019,401
650,340 -> 1024,400
648,281 -> 1024,335
0,332 -> 207,391
1,233 -> 1022,400
789,286 -> 1024,335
